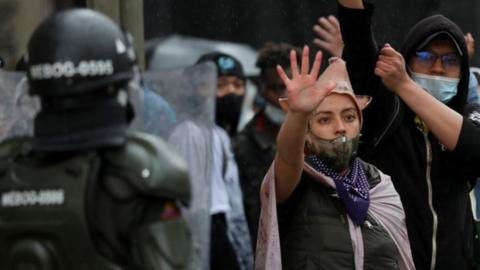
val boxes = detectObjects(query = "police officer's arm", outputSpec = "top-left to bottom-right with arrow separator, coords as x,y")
275,46 -> 335,203
132,211 -> 192,270
375,44 -> 463,150
105,133 -> 191,203
104,133 -> 192,269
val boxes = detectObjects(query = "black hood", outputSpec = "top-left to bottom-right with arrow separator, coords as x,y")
400,14 -> 469,113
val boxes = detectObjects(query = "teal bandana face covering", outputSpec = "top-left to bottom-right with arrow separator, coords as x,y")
411,72 -> 459,103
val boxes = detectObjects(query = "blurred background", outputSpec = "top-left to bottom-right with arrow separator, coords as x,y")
1,0 -> 480,72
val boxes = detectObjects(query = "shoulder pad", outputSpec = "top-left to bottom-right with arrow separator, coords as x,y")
103,132 -> 190,205
0,136 -> 33,160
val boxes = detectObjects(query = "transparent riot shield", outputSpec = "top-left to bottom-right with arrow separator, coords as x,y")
0,66 -> 214,269
139,63 -> 216,270
0,71 -> 39,142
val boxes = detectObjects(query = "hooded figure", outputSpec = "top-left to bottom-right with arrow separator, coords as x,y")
401,15 -> 470,113
197,52 -> 246,137
255,51 -> 414,270
339,2 -> 479,269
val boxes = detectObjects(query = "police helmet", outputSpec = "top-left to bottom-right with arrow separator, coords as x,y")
26,9 -> 138,151
27,8 -> 136,97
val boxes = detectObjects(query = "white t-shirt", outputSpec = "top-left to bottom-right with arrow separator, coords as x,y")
210,126 -> 234,214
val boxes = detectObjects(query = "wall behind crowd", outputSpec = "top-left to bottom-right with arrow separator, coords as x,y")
144,0 -> 480,66
1,0 -> 479,69
0,0 -> 53,70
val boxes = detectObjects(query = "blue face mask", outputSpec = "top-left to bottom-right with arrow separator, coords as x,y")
264,102 -> 286,125
411,72 -> 460,103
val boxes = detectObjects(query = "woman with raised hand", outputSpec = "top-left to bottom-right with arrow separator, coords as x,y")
255,46 -> 414,270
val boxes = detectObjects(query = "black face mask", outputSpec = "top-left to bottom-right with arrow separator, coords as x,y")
215,94 -> 244,136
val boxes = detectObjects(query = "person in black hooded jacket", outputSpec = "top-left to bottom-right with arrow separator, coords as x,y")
336,0 -> 480,269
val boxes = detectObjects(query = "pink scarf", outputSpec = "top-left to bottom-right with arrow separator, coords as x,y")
255,162 -> 415,270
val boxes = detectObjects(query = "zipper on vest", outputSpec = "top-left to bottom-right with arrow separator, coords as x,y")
339,214 -> 346,224
365,220 -> 373,229
331,196 -> 347,224
423,133 -> 438,270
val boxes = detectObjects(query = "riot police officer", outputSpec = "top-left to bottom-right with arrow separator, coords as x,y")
0,8 -> 192,270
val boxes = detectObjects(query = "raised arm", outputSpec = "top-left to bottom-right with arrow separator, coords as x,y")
375,44 -> 462,150
377,43 -> 480,174
465,32 -> 475,60
313,15 -> 344,57
338,0 -> 364,9
337,0 -> 379,95
274,46 -> 335,203
336,0 -> 400,148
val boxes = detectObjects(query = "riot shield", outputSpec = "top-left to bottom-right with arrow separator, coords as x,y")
139,63 -> 216,270
0,71 -> 39,141
0,65 -> 216,269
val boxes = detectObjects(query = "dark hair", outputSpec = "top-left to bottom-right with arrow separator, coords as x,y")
256,42 -> 301,78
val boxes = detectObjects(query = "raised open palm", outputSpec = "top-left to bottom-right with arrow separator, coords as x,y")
277,46 -> 335,114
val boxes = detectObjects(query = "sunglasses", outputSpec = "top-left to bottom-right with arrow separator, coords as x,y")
414,51 -> 461,71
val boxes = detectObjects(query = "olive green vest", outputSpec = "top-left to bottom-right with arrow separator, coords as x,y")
278,161 -> 399,270
0,132 -> 191,270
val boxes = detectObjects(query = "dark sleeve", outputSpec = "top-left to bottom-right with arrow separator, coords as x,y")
338,1 -> 378,94
131,217 -> 192,270
337,1 -> 400,146
452,106 -> 480,174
